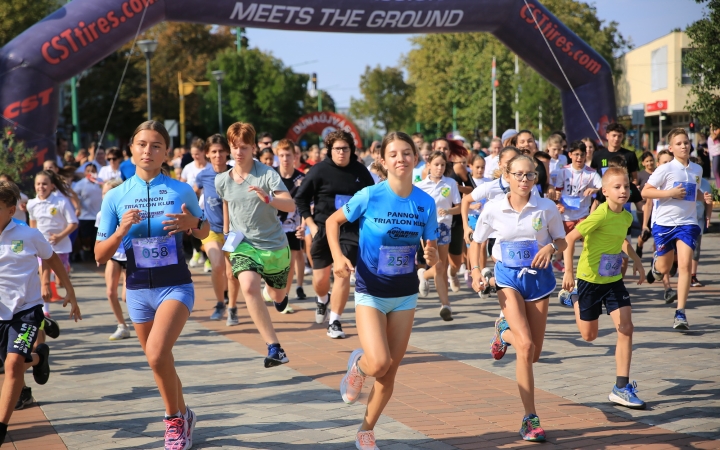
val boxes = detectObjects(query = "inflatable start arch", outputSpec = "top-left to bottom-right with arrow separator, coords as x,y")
0,0 -> 616,169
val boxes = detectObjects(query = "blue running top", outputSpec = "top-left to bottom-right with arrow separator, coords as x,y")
97,173 -> 204,290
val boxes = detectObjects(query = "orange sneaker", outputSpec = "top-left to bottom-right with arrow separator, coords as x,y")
340,349 -> 365,404
355,428 -> 379,450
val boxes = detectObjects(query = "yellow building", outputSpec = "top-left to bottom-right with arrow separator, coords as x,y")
615,30 -> 694,150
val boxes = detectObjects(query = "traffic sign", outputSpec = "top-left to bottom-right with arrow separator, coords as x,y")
646,100 -> 667,112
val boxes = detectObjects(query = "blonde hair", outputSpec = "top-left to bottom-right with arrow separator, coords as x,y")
602,167 -> 629,186
545,135 -> 563,149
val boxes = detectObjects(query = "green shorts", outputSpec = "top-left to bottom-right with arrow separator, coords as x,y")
229,242 -> 291,289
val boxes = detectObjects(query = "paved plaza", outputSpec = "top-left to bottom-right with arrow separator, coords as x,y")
2,226 -> 720,449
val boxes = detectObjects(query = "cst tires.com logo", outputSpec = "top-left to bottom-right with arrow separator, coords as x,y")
387,227 -> 418,239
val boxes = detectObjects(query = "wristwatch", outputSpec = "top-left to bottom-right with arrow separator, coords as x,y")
550,242 -> 559,254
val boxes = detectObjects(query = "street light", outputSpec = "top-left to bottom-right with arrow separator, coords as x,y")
212,70 -> 225,134
137,39 -> 158,120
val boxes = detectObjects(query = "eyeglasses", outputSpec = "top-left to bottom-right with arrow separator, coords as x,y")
107,157 -> 118,161
509,172 -> 538,181
260,141 -> 273,146
332,147 -> 351,153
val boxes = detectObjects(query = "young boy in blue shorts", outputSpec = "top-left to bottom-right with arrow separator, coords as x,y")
0,181 -> 81,443
562,168 -> 647,409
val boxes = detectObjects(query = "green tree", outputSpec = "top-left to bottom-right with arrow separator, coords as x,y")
349,65 -> 415,133
0,128 -> 38,187
684,0 -> 720,127
0,0 -> 58,47
303,90 -> 336,115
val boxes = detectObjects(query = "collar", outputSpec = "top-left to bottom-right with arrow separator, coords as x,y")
499,191 -> 538,212
0,219 -> 17,235
132,172 -> 167,187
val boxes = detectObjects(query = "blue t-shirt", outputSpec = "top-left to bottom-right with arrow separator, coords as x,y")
119,159 -> 136,181
96,174 -> 204,290
343,181 -> 439,298
195,165 -> 229,233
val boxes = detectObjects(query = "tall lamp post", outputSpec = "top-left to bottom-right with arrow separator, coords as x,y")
212,70 -> 225,134
137,39 -> 158,120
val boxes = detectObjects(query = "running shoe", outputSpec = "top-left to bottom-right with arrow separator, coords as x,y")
664,288 -> 677,304
262,286 -> 272,303
552,260 -> 565,273
350,272 -> 356,287
226,307 -> 239,326
304,265 -> 312,275
274,295 -> 289,312
355,428 -> 378,450
458,263 -> 467,275
163,416 -> 188,450
296,286 -> 307,300
327,320 -> 346,339
490,317 -> 509,360
15,387 -> 32,410
280,304 -> 295,314
185,406 -> 197,449
479,268 -> 493,298
641,228 -> 652,242
439,305 -> 453,321
315,299 -> 328,324
635,243 -> 643,259
264,343 -> 289,368
188,250 -> 201,268
210,302 -> 226,320
519,414 -> 546,442
690,276 -> 704,287
43,316 -> 60,339
340,349 -> 365,404
608,381 -> 646,409
109,324 -> 131,341
557,289 -> 576,308
646,270 -> 655,284
224,290 -> 229,305
203,259 -> 212,273
32,343 -> 50,385
673,310 -> 689,330
417,268 -> 429,297
448,265 -> 460,293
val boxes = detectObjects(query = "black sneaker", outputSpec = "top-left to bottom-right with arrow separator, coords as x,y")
315,300 -> 328,324
43,316 -> 60,339
635,244 -> 643,259
646,270 -> 655,284
327,320 -> 346,339
264,343 -> 289,368
275,295 -> 289,313
32,343 -> 50,385
15,386 -> 32,410
296,286 -> 307,300
664,289 -> 678,304
691,276 -> 703,287
224,290 -> 229,305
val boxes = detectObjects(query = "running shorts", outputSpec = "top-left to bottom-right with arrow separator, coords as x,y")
229,242 -> 291,289
652,224 -> 701,256
310,226 -> 358,270
576,279 -> 631,321
286,232 -> 301,251
201,230 -> 225,246
127,283 -> 195,323
0,305 -> 43,364
355,292 -> 417,315
494,261 -> 556,302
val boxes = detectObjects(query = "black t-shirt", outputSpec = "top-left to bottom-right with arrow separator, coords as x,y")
276,168 -> 305,225
591,147 -> 640,178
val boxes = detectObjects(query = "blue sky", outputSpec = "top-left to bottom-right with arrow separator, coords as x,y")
244,0 -> 707,108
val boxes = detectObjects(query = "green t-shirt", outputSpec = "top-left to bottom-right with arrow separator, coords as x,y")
215,161 -> 289,251
575,202 -> 633,284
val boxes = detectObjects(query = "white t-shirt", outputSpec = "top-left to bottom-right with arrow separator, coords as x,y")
646,159 -> 704,227
549,155 -> 568,174
73,178 -> 104,221
0,219 -> 54,319
484,154 -> 500,179
473,193 -> 566,263
98,165 -> 122,182
708,136 -> 720,158
13,193 -> 28,223
27,194 -> 78,254
553,165 -> 602,221
181,162 -> 207,187
415,176 -> 461,227
75,160 -> 103,174
95,211 -> 126,261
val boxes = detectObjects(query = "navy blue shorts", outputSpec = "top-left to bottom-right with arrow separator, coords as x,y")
652,224 -> 701,256
494,261 -> 556,302
0,305 -> 43,364
577,279 -> 630,321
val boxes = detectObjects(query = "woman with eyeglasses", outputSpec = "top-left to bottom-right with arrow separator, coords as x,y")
469,154 -> 566,442
98,148 -> 123,182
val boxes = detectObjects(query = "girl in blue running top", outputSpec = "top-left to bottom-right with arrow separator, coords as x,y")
95,121 -> 209,450
326,132 -> 439,450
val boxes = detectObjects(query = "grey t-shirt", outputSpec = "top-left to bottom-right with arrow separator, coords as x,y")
215,161 -> 289,251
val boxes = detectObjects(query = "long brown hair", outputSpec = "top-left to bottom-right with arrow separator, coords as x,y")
130,120 -> 170,148
36,170 -> 72,198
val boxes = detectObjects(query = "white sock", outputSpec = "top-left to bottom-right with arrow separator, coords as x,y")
317,294 -> 329,304
499,311 -> 505,318
43,302 -> 50,314
329,311 -> 341,323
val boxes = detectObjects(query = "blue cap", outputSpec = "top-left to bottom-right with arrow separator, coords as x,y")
501,129 -> 518,142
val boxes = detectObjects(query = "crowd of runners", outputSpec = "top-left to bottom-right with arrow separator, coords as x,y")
0,119 -> 716,449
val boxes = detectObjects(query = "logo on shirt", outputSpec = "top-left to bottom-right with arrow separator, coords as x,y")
49,207 -> 57,216
440,187 -> 450,197
532,217 -> 543,231
601,159 -> 607,167
387,227 -> 418,239
11,240 -> 23,254
417,206 -> 425,213
696,176 -> 700,184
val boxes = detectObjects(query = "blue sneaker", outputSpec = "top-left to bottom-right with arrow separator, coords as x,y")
264,343 -> 289,368
557,289 -> 576,308
673,310 -> 689,330
608,381 -> 646,409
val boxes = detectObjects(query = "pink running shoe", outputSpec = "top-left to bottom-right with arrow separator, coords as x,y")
519,414 -> 546,441
552,260 -> 565,273
355,428 -> 379,450
490,317 -> 509,360
184,407 -> 196,448
164,416 -> 189,450
341,349 -> 366,404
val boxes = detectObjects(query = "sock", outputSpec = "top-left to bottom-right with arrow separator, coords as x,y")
355,356 -> 367,377
499,311 -> 505,318
43,302 -> 50,314
616,376 -> 629,388
329,311 -> 341,323
216,301 -> 225,308
229,307 -> 237,313
317,294 -> 329,304
165,411 -> 182,420
0,422 -> 7,442
691,273 -> 696,278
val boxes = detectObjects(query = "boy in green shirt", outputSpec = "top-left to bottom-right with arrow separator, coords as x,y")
562,167 -> 647,409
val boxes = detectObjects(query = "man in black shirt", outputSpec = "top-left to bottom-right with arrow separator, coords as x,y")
591,123 -> 640,184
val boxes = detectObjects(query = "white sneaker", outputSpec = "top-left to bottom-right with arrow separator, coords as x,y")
109,324 -> 130,341
350,272 -> 356,287
203,259 -> 212,273
189,250 -> 201,268
197,253 -> 206,264
226,308 -> 239,326
448,265 -> 460,293
304,266 -> 312,275
418,268 -> 429,297
262,285 -> 272,303
457,263 -> 467,275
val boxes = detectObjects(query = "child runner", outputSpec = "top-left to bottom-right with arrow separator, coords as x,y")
469,154 -> 567,442
27,170 -> 78,317
326,131 -> 439,450
0,180 -> 81,444
581,137 -> 596,167
73,163 -> 103,261
635,151 -> 656,257
181,137 -> 210,272
643,150 -> 675,299
545,134 -> 567,186
96,121 -> 209,449
416,151 -> 461,321
96,179 -> 131,340
642,128 -> 712,330
689,157 -> 712,288
562,167 -> 647,409
216,122 -> 295,365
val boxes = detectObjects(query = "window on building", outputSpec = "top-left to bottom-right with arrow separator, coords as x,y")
681,48 -> 694,85
651,46 -> 668,91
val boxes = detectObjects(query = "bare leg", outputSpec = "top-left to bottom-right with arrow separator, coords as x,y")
609,306 -> 633,379
0,354 -> 38,423
204,241 -> 227,303
330,275 -> 351,316
430,245 -> 451,307
225,255 -> 240,309
674,241 -> 693,310
105,260 -> 127,326
238,271 -> 280,344
313,266 -> 332,298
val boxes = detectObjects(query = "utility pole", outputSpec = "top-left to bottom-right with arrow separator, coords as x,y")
236,27 -> 244,53
538,105 -> 543,150
178,72 -> 210,145
492,56 -> 497,138
515,55 -> 520,131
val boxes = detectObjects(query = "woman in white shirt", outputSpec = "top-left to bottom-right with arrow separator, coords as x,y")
73,164 -> 104,259
98,148 -> 123,182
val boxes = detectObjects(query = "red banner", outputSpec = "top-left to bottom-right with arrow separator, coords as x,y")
286,112 -> 363,149
646,100 -> 668,112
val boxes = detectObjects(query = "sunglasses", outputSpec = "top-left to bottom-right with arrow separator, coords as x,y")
107,157 -> 118,161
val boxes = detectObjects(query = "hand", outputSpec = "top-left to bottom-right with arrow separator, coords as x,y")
670,184 -> 686,200
41,282 -> 51,303
704,191 -> 713,205
163,204 -> 200,235
557,204 -> 565,214
248,185 -> 270,203
308,223 -> 319,238
471,269 -> 485,293
707,216 -> 711,229
463,226 -> 473,245
422,240 -> 439,267
48,233 -> 59,245
583,188 -> 596,197
562,271 -> 575,292
118,209 -> 142,236
63,292 -> 82,322
19,201 -> 27,212
531,244 -> 555,269
437,209 -> 447,217
469,203 -> 482,211
632,259 -> 645,285
333,255 -> 354,279
551,190 -> 562,201
295,225 -> 304,240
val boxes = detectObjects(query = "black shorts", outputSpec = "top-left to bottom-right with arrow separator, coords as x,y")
0,305 -> 43,364
78,220 -> 97,240
111,258 -> 127,270
286,232 -> 302,251
577,279 -> 631,321
310,226 -> 358,270
487,238 -> 496,258
449,222 -> 464,256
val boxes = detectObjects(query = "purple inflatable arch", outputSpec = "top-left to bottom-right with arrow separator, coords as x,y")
0,0 -> 616,170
